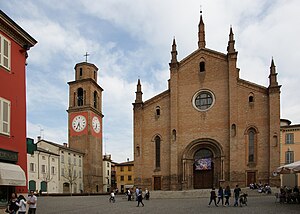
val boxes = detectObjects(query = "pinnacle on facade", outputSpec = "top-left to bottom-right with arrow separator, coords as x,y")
269,58 -> 278,87
135,79 -> 143,103
198,13 -> 206,49
170,37 -> 178,64
227,26 -> 236,53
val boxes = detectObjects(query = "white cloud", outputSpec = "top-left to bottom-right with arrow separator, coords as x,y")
2,0 -> 300,162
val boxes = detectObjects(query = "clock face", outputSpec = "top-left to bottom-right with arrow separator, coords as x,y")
92,116 -> 101,133
72,115 -> 87,132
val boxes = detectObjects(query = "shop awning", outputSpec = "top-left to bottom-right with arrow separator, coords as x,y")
0,162 -> 26,186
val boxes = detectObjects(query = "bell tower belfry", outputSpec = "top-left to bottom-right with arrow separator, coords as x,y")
67,61 -> 104,193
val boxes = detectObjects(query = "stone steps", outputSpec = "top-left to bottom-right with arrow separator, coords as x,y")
149,188 -> 275,199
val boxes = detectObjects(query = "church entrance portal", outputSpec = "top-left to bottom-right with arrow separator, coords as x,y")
193,149 -> 214,189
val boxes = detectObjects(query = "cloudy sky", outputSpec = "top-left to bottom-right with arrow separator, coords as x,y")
2,0 -> 300,162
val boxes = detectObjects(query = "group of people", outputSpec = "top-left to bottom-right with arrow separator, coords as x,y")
208,185 -> 247,207
249,181 -> 272,194
278,185 -> 300,203
6,190 -> 37,214
109,187 -> 150,207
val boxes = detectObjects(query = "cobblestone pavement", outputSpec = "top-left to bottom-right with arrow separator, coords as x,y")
35,194 -> 299,214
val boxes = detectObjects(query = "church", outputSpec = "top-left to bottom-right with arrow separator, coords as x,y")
133,14 -> 281,190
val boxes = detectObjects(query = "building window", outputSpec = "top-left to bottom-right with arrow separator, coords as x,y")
128,166 -> 132,171
199,61 -> 205,72
42,156 -> 45,160
107,162 -> 109,167
248,129 -> 256,163
94,71 -> 97,79
120,176 -> 124,181
285,151 -> 294,164
74,158 -> 76,166
193,90 -> 214,111
51,166 -> 55,175
128,175 -> 132,181
172,129 -> 176,141
155,136 -> 161,168
93,91 -> 98,108
249,96 -> 254,103
30,163 -> 35,172
61,155 -> 64,163
0,97 -> 10,135
286,133 -> 294,144
0,34 -> 11,71
79,158 -> 81,167
108,179 -> 110,184
61,168 -> 65,176
79,68 -> 83,76
52,158 -> 55,162
41,165 -> 46,173
120,166 -> 124,172
77,88 -> 84,106
79,171 -> 82,178
156,106 -> 160,117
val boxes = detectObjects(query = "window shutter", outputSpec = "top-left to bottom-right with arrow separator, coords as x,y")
1,99 -> 10,135
3,38 -> 11,70
0,35 -> 2,65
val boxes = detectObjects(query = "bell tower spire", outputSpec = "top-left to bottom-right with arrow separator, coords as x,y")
198,9 -> 206,49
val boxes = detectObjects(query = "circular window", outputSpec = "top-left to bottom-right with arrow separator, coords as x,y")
192,90 -> 215,111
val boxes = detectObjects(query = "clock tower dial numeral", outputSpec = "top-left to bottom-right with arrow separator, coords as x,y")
72,115 -> 87,132
92,116 -> 101,133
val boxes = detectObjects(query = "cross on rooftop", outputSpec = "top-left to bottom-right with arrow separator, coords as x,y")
84,52 -> 90,62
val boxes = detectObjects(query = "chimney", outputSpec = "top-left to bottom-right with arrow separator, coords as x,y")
63,143 -> 68,147
127,158 -> 129,162
37,136 -> 41,142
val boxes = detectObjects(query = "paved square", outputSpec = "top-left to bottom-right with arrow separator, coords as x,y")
35,194 -> 299,213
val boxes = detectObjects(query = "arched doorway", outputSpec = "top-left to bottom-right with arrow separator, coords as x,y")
29,180 -> 36,191
181,138 -> 223,190
63,182 -> 70,193
193,149 -> 213,189
40,181 -> 47,192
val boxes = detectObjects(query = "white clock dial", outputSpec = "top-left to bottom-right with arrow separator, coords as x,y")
72,115 -> 87,132
92,116 -> 101,133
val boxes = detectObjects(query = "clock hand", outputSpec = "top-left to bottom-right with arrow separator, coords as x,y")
76,123 -> 80,129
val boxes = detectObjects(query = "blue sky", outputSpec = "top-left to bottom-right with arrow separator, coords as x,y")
2,0 -> 300,162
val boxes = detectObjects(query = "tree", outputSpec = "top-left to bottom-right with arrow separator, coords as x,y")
62,163 -> 78,196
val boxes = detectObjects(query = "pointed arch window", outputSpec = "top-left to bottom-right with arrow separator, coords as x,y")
155,136 -> 161,168
248,129 -> 256,163
199,61 -> 205,72
77,88 -> 84,106
93,91 -> 98,108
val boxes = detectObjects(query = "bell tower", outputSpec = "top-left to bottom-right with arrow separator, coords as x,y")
67,61 -> 103,193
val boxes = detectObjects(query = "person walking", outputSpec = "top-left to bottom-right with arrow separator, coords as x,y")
127,189 -> 132,201
208,188 -> 218,207
27,190 -> 37,214
136,188 -> 144,207
233,184 -> 241,207
16,195 -> 27,214
135,187 -> 139,201
224,186 -> 231,206
217,186 -> 224,206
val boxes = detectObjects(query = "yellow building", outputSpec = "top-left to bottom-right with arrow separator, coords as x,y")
115,160 -> 134,193
280,119 -> 300,187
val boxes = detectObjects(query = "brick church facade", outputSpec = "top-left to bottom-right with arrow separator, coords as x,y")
133,14 -> 281,190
